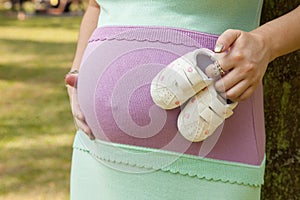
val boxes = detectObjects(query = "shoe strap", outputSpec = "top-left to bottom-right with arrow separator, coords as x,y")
199,106 -> 224,127
209,98 -> 234,119
170,57 -> 212,91
198,85 -> 237,119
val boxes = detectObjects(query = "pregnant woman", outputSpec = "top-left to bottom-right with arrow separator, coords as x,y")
65,1 -> 300,199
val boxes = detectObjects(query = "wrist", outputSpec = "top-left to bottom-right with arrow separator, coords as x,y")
251,23 -> 280,62
251,27 -> 277,63
70,66 -> 80,72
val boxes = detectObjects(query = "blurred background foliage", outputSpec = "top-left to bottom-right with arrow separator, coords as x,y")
0,0 -> 299,199
0,15 -> 81,199
0,0 -> 87,16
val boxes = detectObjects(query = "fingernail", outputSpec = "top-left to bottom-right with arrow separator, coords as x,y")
214,44 -> 224,53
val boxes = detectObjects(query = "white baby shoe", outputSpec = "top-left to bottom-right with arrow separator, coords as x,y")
177,84 -> 238,142
150,48 -> 217,110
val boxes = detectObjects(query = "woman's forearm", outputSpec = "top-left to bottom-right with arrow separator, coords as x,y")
71,0 -> 100,71
66,0 -> 100,139
252,5 -> 300,62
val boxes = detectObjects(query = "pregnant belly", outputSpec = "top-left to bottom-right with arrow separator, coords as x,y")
76,27 -> 265,165
77,38 -> 195,153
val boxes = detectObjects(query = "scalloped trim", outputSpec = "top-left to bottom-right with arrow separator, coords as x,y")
73,130 -> 265,187
89,37 -> 202,49
73,142 -> 264,187
87,26 -> 218,50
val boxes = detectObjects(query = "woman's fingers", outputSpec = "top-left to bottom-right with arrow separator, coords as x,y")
72,99 -> 86,122
205,59 -> 233,79
235,86 -> 256,102
205,51 -> 231,78
226,82 -> 255,102
66,74 -> 95,140
222,79 -> 251,101
215,71 -> 242,92
205,56 -> 254,102
205,29 -> 270,102
74,118 -> 95,140
71,88 -> 95,140
213,73 -> 256,102
214,29 -> 242,53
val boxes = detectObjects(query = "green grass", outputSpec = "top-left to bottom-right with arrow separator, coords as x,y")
0,14 -> 81,199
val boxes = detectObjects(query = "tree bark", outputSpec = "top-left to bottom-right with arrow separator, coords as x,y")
260,1 -> 300,199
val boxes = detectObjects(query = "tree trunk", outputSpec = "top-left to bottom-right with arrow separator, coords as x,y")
260,1 -> 300,199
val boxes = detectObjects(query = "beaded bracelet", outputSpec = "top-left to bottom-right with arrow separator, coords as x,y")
68,69 -> 79,75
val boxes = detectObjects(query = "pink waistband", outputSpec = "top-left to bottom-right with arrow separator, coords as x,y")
89,26 -> 218,49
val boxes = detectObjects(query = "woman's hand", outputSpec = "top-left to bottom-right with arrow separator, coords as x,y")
206,29 -> 272,102
65,73 -> 95,140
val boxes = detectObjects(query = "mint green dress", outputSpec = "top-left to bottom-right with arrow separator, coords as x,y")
70,1 -> 265,199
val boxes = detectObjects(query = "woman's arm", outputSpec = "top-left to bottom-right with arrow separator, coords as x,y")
208,6 -> 300,102
252,5 -> 300,61
71,0 -> 100,71
66,0 -> 100,139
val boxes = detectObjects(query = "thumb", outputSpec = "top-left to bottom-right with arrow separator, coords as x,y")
214,29 -> 242,53
65,73 -> 78,88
